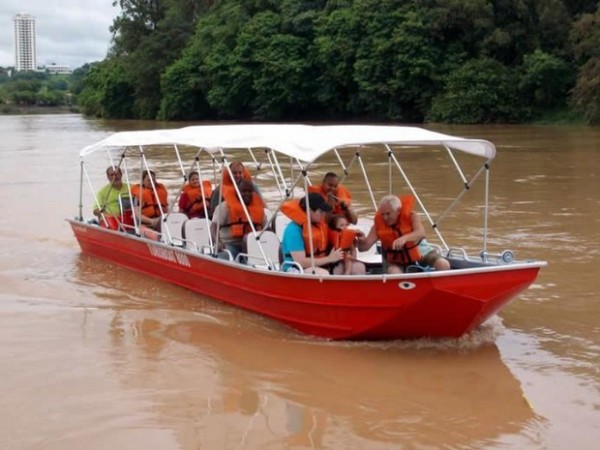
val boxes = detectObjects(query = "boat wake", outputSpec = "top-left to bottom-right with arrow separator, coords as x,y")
294,315 -> 505,352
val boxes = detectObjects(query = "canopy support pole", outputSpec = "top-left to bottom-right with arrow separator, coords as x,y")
387,146 -> 449,250
78,160 -> 84,221
483,162 -> 490,253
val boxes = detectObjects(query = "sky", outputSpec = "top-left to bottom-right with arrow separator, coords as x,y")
0,0 -> 118,70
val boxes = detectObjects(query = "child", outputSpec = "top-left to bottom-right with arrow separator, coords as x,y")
327,214 -> 361,275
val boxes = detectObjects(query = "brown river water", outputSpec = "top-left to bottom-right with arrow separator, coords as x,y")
0,115 -> 599,449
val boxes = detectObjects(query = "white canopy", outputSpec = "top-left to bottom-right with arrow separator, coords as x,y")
80,124 -> 496,161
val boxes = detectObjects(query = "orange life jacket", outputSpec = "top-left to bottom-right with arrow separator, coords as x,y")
131,183 -> 168,218
281,200 -> 329,257
374,195 -> 422,265
222,188 -> 265,238
215,167 -> 253,204
328,228 -> 359,252
180,181 -> 213,218
308,183 -> 352,216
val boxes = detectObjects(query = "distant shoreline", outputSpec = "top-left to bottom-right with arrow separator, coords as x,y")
0,105 -> 77,115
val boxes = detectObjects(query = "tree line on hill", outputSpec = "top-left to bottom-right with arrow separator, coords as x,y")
74,0 -> 600,124
0,68 -> 90,111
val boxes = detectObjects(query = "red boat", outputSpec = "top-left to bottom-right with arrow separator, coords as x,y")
68,125 -> 546,340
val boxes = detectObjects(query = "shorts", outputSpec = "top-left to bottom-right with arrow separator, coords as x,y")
419,249 -> 442,267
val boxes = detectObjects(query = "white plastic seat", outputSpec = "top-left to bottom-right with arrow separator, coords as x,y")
162,212 -> 188,245
274,214 -> 292,241
183,217 -> 213,253
350,217 -> 382,264
245,230 -> 281,270
264,207 -> 274,224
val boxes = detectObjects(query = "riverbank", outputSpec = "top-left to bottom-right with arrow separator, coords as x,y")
0,104 -> 77,115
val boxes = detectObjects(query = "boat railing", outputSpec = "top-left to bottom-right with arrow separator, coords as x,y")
281,261 -> 304,273
447,247 -> 519,268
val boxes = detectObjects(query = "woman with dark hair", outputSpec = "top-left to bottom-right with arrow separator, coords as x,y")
179,171 -> 213,218
280,193 -> 344,275
131,170 -> 169,231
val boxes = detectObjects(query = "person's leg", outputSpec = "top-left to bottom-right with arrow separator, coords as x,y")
332,262 -> 345,275
421,250 -> 451,271
386,263 -> 404,274
140,224 -> 160,241
225,243 -> 242,259
433,256 -> 451,270
304,266 -> 330,276
350,260 -> 366,275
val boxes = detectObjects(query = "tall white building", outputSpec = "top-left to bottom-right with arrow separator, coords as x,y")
14,13 -> 37,71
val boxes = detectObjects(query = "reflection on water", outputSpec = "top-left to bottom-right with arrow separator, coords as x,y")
56,254 -> 536,449
1,115 -> 600,449
101,313 -> 536,449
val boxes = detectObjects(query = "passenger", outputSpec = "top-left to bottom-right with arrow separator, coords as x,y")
210,180 -> 267,258
308,172 -> 358,224
209,161 -> 259,214
178,171 -> 213,219
280,193 -> 344,275
93,166 -> 130,230
327,214 -> 366,275
131,170 -> 169,231
357,195 -> 450,273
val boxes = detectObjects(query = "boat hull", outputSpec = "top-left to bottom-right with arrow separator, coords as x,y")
69,220 -> 542,340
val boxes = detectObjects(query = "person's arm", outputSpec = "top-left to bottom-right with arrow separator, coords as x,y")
209,185 -> 221,212
283,223 -> 343,269
290,248 -> 343,270
93,185 -> 107,217
356,225 -> 378,252
158,184 -> 169,214
390,213 -> 426,250
332,186 -> 358,224
178,193 -> 189,212
210,204 -> 221,243
210,203 -> 228,249
340,201 -> 358,224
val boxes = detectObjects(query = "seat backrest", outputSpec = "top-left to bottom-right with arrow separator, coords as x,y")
162,212 -> 188,245
264,207 -> 274,229
274,214 -> 292,241
246,230 -> 281,269
183,217 -> 212,253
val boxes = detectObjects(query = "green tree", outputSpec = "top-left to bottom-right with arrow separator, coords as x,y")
519,49 -> 573,111
10,90 -> 37,105
251,32 -> 316,118
482,0 -> 538,66
109,0 -> 206,118
570,6 -> 600,124
38,88 -> 66,106
428,57 -> 526,123
160,2 -> 249,119
159,54 -> 214,120
103,62 -> 136,118
78,58 -> 135,118
563,0 -> 598,17
535,0 -> 572,57
353,1 -> 441,120
313,6 -> 362,116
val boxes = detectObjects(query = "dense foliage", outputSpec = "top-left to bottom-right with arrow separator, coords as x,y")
0,70 -> 74,108
77,0 -> 600,124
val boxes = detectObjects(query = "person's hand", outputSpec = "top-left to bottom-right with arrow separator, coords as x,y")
392,237 -> 406,250
328,248 -> 344,264
354,230 -> 365,240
